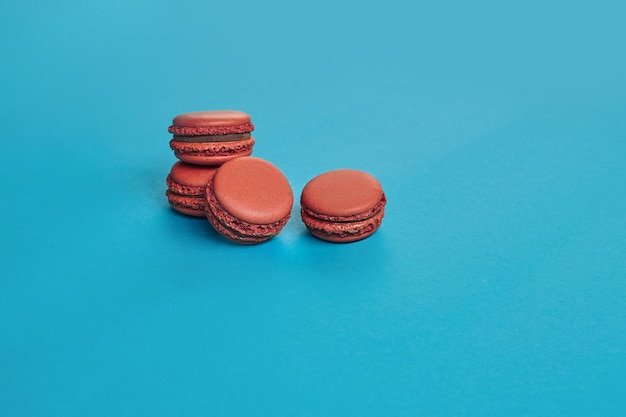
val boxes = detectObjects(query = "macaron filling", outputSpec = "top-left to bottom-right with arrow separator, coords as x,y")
166,191 -> 206,217
301,194 -> 386,223
168,122 -> 254,136
166,190 -> 205,210
172,133 -> 251,143
166,174 -> 205,197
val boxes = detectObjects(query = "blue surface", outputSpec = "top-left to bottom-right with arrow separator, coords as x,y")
1,0 -> 625,415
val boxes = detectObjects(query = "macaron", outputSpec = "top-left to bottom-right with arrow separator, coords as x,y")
205,157 -> 293,244
166,161 -> 218,217
300,169 -> 386,243
168,110 -> 255,165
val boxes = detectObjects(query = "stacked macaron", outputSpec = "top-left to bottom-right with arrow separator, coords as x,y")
168,110 -> 255,165
165,110 -> 257,218
205,157 -> 293,244
300,169 -> 386,242
166,162 -> 218,217
165,110 -> 293,243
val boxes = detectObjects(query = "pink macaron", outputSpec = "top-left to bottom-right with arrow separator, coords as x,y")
168,110 -> 255,165
300,169 -> 386,242
166,161 -> 218,217
204,157 -> 293,244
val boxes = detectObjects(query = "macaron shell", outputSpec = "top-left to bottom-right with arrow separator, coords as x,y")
170,137 -> 254,165
205,212 -> 268,244
166,191 -> 206,217
301,169 -> 384,218
172,110 -> 251,127
169,162 -> 218,190
172,133 -> 251,143
212,157 -> 293,225
175,151 -> 253,166
167,174 -> 204,197
171,205 -> 206,217
168,110 -> 254,136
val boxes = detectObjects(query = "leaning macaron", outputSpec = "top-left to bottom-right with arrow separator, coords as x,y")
166,161 -> 218,217
168,110 -> 255,165
205,157 -> 293,244
300,169 -> 386,243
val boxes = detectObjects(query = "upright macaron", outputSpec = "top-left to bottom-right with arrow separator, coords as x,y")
205,157 -> 293,244
166,161 -> 218,217
168,110 -> 255,165
300,169 -> 386,243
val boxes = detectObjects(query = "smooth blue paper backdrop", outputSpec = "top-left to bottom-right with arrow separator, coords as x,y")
1,0 -> 625,416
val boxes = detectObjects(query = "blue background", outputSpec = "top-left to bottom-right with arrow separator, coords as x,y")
1,0 -> 625,415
